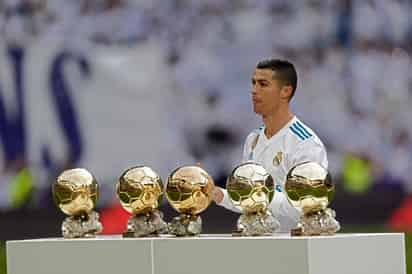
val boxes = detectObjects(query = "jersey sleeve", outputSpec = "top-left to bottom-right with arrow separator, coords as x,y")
217,131 -> 257,213
241,139 -> 250,162
289,140 -> 328,169
268,138 -> 329,232
268,190 -> 301,232
241,131 -> 257,162
216,188 -> 242,213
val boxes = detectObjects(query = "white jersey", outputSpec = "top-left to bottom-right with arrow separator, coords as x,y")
217,116 -> 328,232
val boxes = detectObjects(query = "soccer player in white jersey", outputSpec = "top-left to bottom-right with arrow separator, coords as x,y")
213,59 -> 328,232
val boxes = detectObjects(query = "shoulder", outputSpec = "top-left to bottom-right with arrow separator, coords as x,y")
244,125 -> 264,146
246,125 -> 264,140
284,118 -> 328,168
286,119 -> 325,152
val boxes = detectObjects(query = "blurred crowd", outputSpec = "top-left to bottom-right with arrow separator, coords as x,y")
0,0 -> 412,208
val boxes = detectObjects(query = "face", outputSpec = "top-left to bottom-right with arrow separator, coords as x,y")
251,68 -> 289,116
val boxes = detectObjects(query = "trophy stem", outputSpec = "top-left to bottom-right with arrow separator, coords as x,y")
168,213 -> 202,236
235,210 -> 280,236
291,208 -> 340,236
123,209 -> 168,237
62,210 -> 102,238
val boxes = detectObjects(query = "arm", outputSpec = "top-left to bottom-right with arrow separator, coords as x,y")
213,187 -> 242,213
290,140 -> 328,170
212,132 -> 257,212
269,140 -> 329,231
268,190 -> 301,231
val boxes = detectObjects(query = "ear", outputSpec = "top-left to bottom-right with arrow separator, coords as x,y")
280,85 -> 293,100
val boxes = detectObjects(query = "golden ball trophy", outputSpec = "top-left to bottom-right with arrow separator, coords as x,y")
52,168 -> 103,238
285,161 -> 340,236
227,162 -> 280,236
165,165 -> 215,236
116,166 -> 168,237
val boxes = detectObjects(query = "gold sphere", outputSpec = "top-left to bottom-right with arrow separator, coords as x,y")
226,162 -> 274,214
166,165 -> 214,215
116,166 -> 163,215
52,168 -> 98,216
284,162 -> 334,214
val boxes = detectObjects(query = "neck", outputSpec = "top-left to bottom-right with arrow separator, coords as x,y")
262,106 -> 294,139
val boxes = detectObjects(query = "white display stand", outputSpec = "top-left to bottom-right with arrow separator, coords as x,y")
7,233 -> 406,274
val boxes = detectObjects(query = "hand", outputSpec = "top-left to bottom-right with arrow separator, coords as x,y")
212,186 -> 224,204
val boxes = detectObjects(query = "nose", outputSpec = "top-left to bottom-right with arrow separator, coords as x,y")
252,89 -> 260,101
251,86 -> 258,96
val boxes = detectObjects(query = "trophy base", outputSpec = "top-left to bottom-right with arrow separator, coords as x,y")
235,210 -> 280,236
168,214 -> 202,236
122,210 -> 168,237
290,227 -> 304,236
62,211 -> 102,238
122,231 -> 135,238
291,208 -> 340,236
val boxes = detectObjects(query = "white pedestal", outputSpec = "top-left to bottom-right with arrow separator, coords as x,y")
7,233 -> 406,274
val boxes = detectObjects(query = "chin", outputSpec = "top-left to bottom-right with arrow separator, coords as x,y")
253,107 -> 263,115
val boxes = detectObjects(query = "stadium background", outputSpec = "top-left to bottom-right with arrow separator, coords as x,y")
0,0 -> 411,273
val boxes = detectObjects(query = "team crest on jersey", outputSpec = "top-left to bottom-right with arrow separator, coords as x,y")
273,152 -> 283,166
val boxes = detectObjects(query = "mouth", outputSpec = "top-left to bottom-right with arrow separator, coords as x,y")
252,98 -> 262,105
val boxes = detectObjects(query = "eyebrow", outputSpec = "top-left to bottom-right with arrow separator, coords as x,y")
252,78 -> 270,83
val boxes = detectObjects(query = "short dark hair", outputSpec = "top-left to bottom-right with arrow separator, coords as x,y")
256,59 -> 297,101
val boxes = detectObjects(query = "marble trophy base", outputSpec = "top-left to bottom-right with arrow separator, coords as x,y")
123,210 -> 168,237
168,214 -> 201,236
7,233 -> 406,274
292,208 -> 340,236
234,210 -> 280,236
62,211 -> 102,238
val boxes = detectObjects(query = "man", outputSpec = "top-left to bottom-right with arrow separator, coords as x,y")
213,59 -> 328,232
